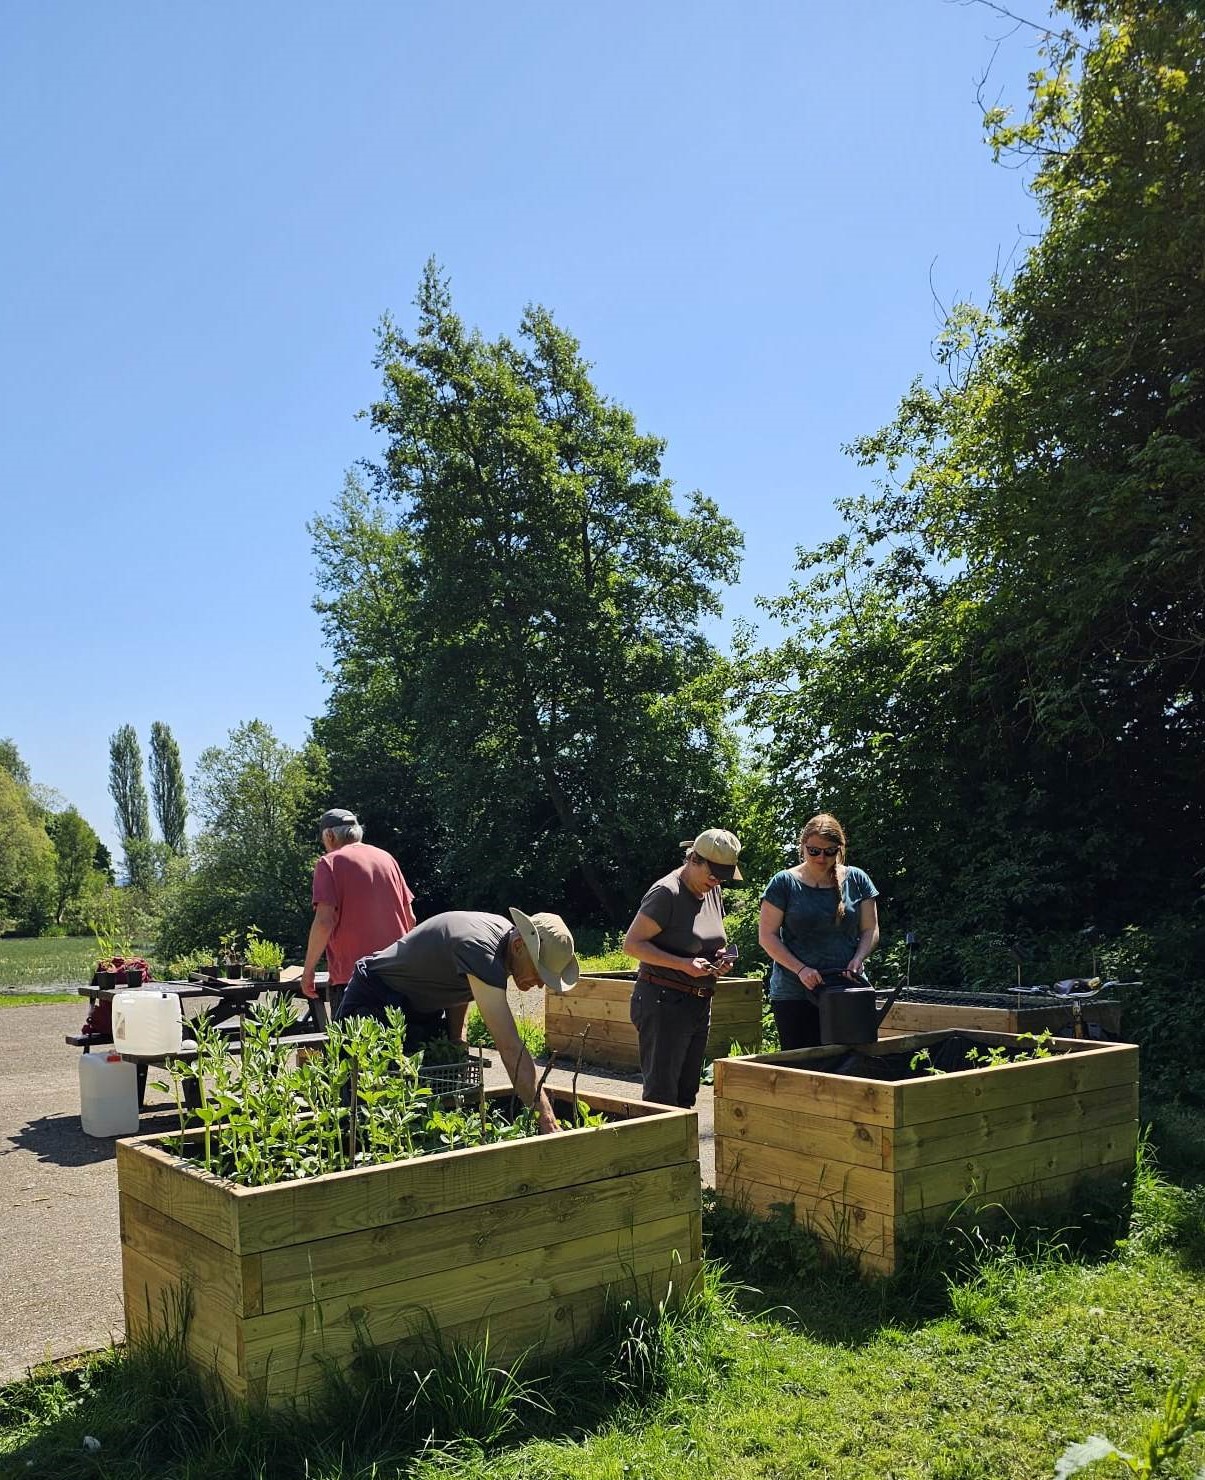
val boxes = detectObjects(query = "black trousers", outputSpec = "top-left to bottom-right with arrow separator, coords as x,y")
629,979 -> 712,1108
772,995 -> 822,1051
334,964 -> 447,1055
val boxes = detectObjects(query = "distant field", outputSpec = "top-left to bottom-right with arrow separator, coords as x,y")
0,936 -> 96,990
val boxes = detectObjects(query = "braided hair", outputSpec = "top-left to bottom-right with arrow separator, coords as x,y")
799,813 -> 848,923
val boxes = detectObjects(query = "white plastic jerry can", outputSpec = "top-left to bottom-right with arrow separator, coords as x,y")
111,989 -> 183,1056
78,1051 -> 140,1137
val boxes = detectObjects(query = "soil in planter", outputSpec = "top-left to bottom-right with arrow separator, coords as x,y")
804,1032 -> 1062,1082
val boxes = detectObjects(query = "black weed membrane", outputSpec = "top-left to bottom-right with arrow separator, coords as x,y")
806,1032 -> 1049,1081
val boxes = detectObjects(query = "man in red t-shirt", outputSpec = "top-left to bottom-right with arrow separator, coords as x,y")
301,808 -> 415,1010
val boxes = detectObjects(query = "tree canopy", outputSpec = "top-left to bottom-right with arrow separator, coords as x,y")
312,265 -> 742,923
736,0 -> 1205,987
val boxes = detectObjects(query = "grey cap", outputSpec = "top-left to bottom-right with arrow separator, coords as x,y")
318,808 -> 358,833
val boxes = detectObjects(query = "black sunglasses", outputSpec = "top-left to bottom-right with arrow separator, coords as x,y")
805,844 -> 839,858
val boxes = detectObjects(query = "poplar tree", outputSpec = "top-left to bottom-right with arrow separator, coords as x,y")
149,721 -> 188,854
108,724 -> 151,887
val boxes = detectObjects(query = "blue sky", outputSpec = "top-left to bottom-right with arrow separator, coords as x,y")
1,1 -> 1043,854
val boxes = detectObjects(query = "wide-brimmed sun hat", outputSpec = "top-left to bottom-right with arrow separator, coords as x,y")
507,907 -> 580,994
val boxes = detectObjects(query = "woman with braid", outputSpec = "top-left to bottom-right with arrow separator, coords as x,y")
757,813 -> 880,1050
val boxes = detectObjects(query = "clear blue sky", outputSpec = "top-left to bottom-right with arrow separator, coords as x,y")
1,1 -> 1042,854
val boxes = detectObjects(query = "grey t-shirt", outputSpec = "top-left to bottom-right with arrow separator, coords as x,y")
359,910 -> 511,1014
636,869 -> 727,988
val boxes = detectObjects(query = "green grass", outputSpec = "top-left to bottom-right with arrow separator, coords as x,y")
0,992 -> 76,1007
0,936 -> 96,990
3,1143 -> 1204,1479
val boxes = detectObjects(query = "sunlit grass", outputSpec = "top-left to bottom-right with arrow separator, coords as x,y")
0,936 -> 95,989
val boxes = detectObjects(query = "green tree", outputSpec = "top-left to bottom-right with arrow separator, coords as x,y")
0,769 -> 55,933
47,807 -> 106,927
738,0 -> 1205,973
312,265 -> 742,923
148,721 -> 188,854
0,738 -> 31,788
156,720 -> 319,957
108,725 -> 152,887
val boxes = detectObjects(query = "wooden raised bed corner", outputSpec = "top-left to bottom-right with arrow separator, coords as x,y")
714,1032 -> 1138,1276
118,1089 -> 701,1406
544,971 -> 762,1072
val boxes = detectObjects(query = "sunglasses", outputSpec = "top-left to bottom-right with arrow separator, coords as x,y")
804,844 -> 840,858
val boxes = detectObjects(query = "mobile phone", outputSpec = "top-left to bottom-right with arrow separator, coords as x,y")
715,945 -> 739,963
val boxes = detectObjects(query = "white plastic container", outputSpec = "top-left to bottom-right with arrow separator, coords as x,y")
111,989 -> 183,1057
79,1051 -> 140,1137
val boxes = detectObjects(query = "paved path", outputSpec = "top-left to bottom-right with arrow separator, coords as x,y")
0,1000 -> 714,1385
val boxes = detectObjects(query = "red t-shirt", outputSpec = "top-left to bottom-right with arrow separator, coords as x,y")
311,842 -> 415,985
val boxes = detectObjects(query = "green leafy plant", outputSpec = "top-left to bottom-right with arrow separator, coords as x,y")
1054,1369 -> 1205,1478
244,927 -> 285,972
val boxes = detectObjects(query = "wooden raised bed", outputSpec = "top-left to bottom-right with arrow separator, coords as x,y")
714,1032 -> 1138,1276
544,971 -> 762,1072
118,1089 -> 701,1406
880,995 -> 1121,1039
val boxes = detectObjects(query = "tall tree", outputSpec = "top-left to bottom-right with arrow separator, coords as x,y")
155,720 -> 320,957
47,807 -> 105,925
149,721 -> 188,853
108,725 -> 151,887
738,0 -> 1205,971
313,267 -> 742,923
0,738 -> 31,788
0,769 -> 54,932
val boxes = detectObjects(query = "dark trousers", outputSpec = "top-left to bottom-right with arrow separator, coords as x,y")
335,964 -> 447,1055
630,979 -> 712,1108
772,995 -> 822,1051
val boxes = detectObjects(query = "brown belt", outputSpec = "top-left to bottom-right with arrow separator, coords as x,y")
637,967 -> 715,999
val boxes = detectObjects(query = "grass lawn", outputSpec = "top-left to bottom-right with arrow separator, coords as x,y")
2,1149 -> 1202,1479
0,936 -> 96,991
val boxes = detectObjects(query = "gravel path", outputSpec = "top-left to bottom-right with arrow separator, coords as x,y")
0,998 -> 714,1385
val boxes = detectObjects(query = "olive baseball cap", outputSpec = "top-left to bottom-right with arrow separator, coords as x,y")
318,808 -> 358,834
680,827 -> 743,882
508,907 -> 580,994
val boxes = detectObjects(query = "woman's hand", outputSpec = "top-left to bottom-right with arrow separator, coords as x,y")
686,956 -> 718,978
845,957 -> 865,977
797,965 -> 822,990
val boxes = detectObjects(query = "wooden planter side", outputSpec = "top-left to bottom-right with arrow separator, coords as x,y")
881,1000 -> 1122,1038
714,1034 -> 1139,1276
119,1093 -> 701,1405
545,974 -> 763,1072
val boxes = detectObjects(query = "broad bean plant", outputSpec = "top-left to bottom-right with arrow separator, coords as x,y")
157,998 -> 600,1187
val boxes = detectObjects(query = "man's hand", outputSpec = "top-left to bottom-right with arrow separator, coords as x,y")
537,1098 -> 560,1135
300,969 -> 318,1000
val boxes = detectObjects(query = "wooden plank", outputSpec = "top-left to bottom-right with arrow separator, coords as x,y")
258,1160 -> 700,1313
714,1174 -> 890,1261
897,1043 -> 1138,1126
888,1081 -> 1139,1169
120,1194 -> 262,1316
713,1097 -> 886,1169
714,1134 -> 896,1215
116,1138 -> 239,1250
552,977 -> 637,1005
880,1001 -> 1123,1037
714,1057 -> 900,1128
240,1212 -> 698,1383
546,1032 -> 642,1068
899,1120 -> 1138,1214
121,1242 -> 243,1390
545,1015 -> 637,1044
897,1158 -> 1136,1238
233,1110 -> 698,1253
249,1253 -> 704,1404
547,995 -> 637,1024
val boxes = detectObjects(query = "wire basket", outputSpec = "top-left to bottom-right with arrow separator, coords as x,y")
417,1055 -> 483,1100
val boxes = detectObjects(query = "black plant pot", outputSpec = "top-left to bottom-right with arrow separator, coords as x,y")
125,969 -> 143,989
95,971 -> 118,991
224,963 -> 243,980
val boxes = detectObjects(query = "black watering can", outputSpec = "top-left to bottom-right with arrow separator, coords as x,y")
815,970 -> 904,1045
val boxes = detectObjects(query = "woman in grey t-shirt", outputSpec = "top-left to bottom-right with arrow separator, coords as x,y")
758,813 -> 880,1050
622,828 -> 741,1108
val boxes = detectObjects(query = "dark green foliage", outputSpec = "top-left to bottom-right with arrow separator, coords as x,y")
154,721 -> 320,959
734,1 -> 1205,1091
311,264 -> 742,924
149,721 -> 188,855
45,807 -> 105,927
108,724 -> 152,889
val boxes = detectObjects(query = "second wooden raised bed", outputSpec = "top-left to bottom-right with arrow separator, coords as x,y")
714,1032 -> 1138,1276
119,1089 -> 700,1406
544,971 -> 763,1072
